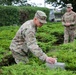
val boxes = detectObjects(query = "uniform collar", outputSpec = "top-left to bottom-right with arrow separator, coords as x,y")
31,20 -> 37,32
66,11 -> 73,15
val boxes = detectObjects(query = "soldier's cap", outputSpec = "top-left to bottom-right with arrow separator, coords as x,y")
66,3 -> 73,9
35,10 -> 47,23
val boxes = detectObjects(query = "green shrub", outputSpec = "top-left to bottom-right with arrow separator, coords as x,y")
1,63 -> 76,75
0,6 -> 20,26
47,41 -> 76,70
0,22 -> 76,74
0,26 -> 19,49
36,32 -> 56,43
19,6 -> 49,24
0,6 -> 50,26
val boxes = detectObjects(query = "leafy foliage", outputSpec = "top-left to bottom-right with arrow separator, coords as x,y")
46,0 -> 76,12
0,63 -> 76,75
0,22 -> 76,74
0,6 -> 20,26
0,6 -> 50,26
47,42 -> 76,70
0,0 -> 27,6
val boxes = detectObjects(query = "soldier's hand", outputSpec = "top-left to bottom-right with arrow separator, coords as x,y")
65,23 -> 70,26
46,57 -> 57,64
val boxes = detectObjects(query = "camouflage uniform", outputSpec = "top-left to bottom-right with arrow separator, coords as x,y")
62,4 -> 76,43
10,11 -> 47,64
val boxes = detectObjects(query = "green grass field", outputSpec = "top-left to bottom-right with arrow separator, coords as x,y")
0,22 -> 76,75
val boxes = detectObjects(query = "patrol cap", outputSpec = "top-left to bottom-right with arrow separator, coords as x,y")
67,3 -> 73,9
35,10 -> 47,23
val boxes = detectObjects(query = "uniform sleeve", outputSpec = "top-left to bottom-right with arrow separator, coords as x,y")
22,29 -> 48,61
62,15 -> 66,26
70,14 -> 76,25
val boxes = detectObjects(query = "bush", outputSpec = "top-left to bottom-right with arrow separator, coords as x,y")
19,6 -> 50,24
0,22 -> 76,74
0,26 -> 19,49
0,6 -> 20,26
47,41 -> 76,70
1,63 -> 76,75
0,6 -> 50,26
0,26 -> 19,66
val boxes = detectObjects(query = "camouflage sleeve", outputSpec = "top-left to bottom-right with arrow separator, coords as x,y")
22,29 -> 48,61
70,14 -> 76,25
62,15 -> 66,26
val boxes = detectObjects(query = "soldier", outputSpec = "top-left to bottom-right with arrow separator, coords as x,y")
62,4 -> 76,43
10,10 -> 56,64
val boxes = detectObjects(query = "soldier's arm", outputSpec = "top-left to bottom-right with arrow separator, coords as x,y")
62,15 -> 66,26
70,14 -> 76,25
22,29 -> 48,61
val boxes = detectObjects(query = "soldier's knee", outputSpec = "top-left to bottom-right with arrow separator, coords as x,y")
64,39 -> 68,43
14,58 -> 29,64
15,58 -> 20,64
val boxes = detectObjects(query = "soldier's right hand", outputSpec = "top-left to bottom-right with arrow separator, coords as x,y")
46,57 -> 57,64
65,23 -> 70,26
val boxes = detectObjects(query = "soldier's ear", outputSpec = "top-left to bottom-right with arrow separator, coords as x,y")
33,17 -> 37,24
34,17 -> 37,21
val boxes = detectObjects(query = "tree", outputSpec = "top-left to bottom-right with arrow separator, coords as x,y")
14,0 -> 27,6
46,0 -> 76,12
0,0 -> 27,6
0,0 -> 13,5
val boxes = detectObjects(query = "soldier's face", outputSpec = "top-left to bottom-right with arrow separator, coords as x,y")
35,18 -> 44,27
67,7 -> 72,12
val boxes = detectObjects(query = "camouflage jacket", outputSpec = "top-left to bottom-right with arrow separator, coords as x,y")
10,20 -> 47,61
62,11 -> 76,26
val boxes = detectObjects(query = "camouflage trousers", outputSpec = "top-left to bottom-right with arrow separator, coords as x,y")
64,26 -> 76,44
11,50 -> 29,64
